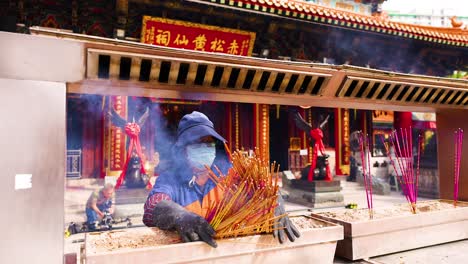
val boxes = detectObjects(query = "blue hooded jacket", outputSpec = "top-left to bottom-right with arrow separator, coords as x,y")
147,111 -> 231,217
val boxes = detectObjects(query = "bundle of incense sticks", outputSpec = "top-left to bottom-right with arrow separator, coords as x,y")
204,144 -> 284,239
454,128 -> 464,206
383,128 -> 421,214
358,132 -> 374,219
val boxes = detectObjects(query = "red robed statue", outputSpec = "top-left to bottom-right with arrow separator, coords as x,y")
109,107 -> 152,189
292,111 -> 332,182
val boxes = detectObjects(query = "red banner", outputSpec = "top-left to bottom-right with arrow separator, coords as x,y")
141,16 -> 256,56
110,96 -> 127,171
335,108 -> 350,175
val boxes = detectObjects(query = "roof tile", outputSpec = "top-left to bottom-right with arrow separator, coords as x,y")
231,0 -> 467,45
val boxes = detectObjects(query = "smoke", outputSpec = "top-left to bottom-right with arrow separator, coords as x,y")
66,94 -> 171,177
283,24 -> 467,77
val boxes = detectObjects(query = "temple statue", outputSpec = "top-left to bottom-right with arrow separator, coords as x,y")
109,107 -> 151,189
292,111 -> 332,181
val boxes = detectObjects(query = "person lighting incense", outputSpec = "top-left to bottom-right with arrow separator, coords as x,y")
142,111 -> 300,247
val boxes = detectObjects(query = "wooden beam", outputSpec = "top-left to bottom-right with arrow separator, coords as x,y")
219,67 -> 232,88
109,55 -> 120,79
291,74 -> 306,94
68,80 -> 448,112
381,83 -> 397,100
370,82 -> 386,100
250,70 -> 264,91
129,57 -> 141,81
86,51 -> 99,79
149,60 -> 161,82
361,80 -> 376,98
203,64 -> 216,87
234,68 -> 248,89
278,73 -> 293,94
419,87 -> 434,103
264,72 -> 278,92
168,61 -> 181,85
349,80 -> 364,98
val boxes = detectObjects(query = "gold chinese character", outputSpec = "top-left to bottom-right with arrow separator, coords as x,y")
210,38 -> 225,52
227,40 -> 239,55
145,27 -> 155,43
240,39 -> 249,55
174,34 -> 189,46
192,34 -> 207,51
156,29 -> 171,46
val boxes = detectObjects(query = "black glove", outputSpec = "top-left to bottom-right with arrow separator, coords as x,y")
273,193 -> 301,243
152,200 -> 217,248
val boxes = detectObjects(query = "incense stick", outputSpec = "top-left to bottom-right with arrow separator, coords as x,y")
358,132 -> 374,219
383,128 -> 421,214
454,128 -> 464,207
205,147 -> 284,239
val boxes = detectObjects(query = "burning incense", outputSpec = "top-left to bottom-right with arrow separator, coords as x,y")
383,128 -> 421,214
205,146 -> 284,239
454,128 -> 464,207
358,132 -> 374,219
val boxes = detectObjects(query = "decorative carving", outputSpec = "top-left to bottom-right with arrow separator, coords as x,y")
450,16 -> 467,29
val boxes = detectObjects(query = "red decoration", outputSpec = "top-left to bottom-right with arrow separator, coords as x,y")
307,128 -> 332,182
114,123 -> 152,189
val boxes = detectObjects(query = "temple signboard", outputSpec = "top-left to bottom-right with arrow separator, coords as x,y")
141,16 -> 256,56
336,108 -> 350,175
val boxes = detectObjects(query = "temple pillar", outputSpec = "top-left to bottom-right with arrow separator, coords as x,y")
103,95 -> 128,177
224,102 -> 233,151
234,103 -> 240,151
306,108 -> 313,166
81,95 -> 103,178
254,104 -> 270,162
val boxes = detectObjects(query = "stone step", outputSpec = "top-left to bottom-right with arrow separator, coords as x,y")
115,187 -> 150,205
341,185 -> 365,191
340,190 -> 365,195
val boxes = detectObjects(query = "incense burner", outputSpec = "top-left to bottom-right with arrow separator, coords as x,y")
83,216 -> 343,264
311,200 -> 468,260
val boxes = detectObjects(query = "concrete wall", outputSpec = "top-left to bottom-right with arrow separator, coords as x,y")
0,32 -> 81,264
0,78 -> 66,264
0,31 -> 84,82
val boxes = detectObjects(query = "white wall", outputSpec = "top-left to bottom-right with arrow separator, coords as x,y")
0,32 -> 81,264
0,31 -> 85,82
0,79 -> 66,263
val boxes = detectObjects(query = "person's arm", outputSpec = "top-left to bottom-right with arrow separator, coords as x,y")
90,198 -> 104,219
108,193 -> 116,214
143,192 -> 171,227
143,172 -> 217,248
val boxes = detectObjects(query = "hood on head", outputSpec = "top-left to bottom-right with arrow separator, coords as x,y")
175,111 -> 226,147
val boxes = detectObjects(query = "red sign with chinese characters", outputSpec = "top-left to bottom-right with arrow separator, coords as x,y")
141,16 -> 256,56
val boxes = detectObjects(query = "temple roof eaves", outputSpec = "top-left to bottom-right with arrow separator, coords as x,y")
187,0 -> 467,47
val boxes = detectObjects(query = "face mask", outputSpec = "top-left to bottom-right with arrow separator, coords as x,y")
186,143 -> 216,170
